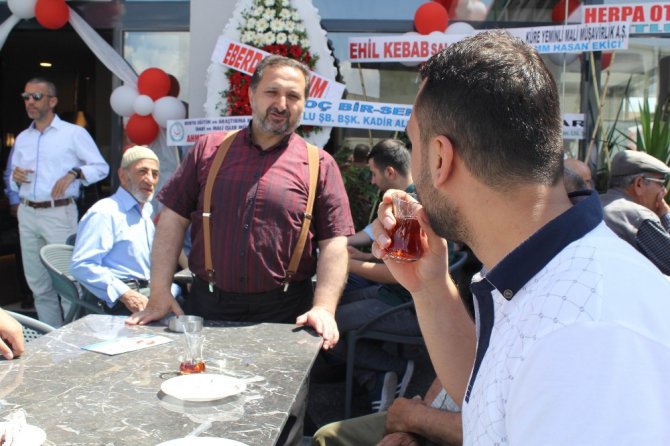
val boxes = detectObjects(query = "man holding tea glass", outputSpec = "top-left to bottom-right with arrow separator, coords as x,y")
373,31 -> 670,444
127,56 -> 353,351
10,77 -> 109,328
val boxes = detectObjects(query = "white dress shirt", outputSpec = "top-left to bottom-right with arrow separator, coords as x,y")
10,115 -> 109,201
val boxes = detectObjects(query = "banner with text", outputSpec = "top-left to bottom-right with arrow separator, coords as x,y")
167,99 -> 413,146
348,23 -> 629,63
211,36 -> 346,100
167,117 -> 252,146
563,113 -> 585,140
583,3 -> 670,35
167,109 -> 584,146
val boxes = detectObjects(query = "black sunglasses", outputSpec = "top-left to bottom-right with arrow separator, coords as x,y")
21,92 -> 51,101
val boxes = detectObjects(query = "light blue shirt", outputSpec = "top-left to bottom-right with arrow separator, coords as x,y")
10,115 -> 109,201
71,187 -> 158,307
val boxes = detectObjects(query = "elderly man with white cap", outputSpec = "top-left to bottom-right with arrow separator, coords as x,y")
600,149 -> 670,274
72,146 -> 179,315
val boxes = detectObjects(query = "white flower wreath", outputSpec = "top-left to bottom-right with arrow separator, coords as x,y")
205,0 -> 338,148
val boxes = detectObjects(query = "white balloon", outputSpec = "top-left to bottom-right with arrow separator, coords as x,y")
133,95 -> 155,116
445,22 -> 475,35
152,96 -> 187,128
109,85 -> 138,117
7,0 -> 36,19
468,1 -> 488,21
455,0 -> 472,19
548,52 -> 579,66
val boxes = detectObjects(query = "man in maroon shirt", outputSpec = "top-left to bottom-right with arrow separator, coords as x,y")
127,56 -> 353,353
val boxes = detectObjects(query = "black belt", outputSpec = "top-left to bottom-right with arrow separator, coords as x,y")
122,278 -> 149,289
20,198 -> 75,209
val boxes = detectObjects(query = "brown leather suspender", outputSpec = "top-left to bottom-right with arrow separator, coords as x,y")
284,140 -> 319,291
202,131 -> 320,293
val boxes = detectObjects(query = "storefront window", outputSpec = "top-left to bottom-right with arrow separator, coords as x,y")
123,31 -> 190,102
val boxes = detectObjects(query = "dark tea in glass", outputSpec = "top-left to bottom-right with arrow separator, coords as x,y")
387,196 -> 422,262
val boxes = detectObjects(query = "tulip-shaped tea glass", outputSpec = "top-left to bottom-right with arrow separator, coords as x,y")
387,195 -> 423,262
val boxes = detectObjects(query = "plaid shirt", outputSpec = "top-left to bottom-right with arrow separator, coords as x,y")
636,213 -> 670,275
158,126 -> 353,293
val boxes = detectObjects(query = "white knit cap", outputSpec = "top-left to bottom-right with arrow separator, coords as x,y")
121,146 -> 159,169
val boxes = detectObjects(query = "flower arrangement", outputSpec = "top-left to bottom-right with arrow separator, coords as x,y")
221,0 -> 319,136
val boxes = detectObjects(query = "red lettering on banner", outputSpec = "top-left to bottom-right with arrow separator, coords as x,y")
650,5 -> 661,22
384,42 -> 393,59
240,47 -> 257,72
248,53 -> 263,73
402,42 -> 410,58
349,43 -> 358,59
421,41 -> 428,57
350,42 -> 379,60
234,47 -> 248,70
585,5 -> 645,23
609,7 -> 620,21
224,43 -> 240,66
309,77 -> 328,98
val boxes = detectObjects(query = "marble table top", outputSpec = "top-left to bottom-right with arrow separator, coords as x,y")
0,315 -> 323,445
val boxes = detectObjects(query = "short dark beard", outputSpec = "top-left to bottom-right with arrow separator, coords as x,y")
416,165 -> 469,244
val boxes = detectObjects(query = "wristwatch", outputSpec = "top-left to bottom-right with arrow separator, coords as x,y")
69,167 -> 82,179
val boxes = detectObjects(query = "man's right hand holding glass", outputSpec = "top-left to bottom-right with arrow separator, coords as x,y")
371,189 -> 452,296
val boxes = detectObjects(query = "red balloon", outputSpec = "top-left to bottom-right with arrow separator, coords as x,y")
125,114 -> 159,145
167,74 -> 180,97
137,68 -> 171,101
432,0 -> 455,12
35,0 -> 70,30
414,2 -> 449,35
551,0 -> 580,23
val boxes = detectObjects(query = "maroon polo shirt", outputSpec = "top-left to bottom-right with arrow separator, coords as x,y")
158,126 -> 354,293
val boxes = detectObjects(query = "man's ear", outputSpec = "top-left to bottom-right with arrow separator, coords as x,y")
432,135 -> 455,188
385,166 -> 396,179
629,175 -> 644,198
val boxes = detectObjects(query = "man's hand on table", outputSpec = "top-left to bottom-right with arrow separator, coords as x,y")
125,290 -> 184,326
0,309 -> 24,360
119,290 -> 149,313
296,305 -> 339,350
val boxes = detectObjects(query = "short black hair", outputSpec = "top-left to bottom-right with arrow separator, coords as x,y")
416,30 -> 563,190
367,139 -> 411,177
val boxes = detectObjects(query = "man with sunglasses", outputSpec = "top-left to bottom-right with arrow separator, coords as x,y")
600,149 -> 670,275
9,77 -> 109,327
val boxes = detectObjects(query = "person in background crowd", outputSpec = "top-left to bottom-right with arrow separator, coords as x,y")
0,308 -> 24,360
563,163 -> 589,194
312,378 -> 461,446
352,143 -> 371,167
373,31 -> 670,444
564,157 -> 593,190
600,149 -> 670,275
348,139 -> 414,248
127,56 -> 354,446
10,77 -> 109,327
71,146 -> 180,315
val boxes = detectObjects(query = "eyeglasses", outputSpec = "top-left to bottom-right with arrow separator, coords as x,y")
642,176 -> 668,186
21,92 -> 50,101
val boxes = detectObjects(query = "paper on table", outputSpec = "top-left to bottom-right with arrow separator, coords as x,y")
82,334 -> 173,355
